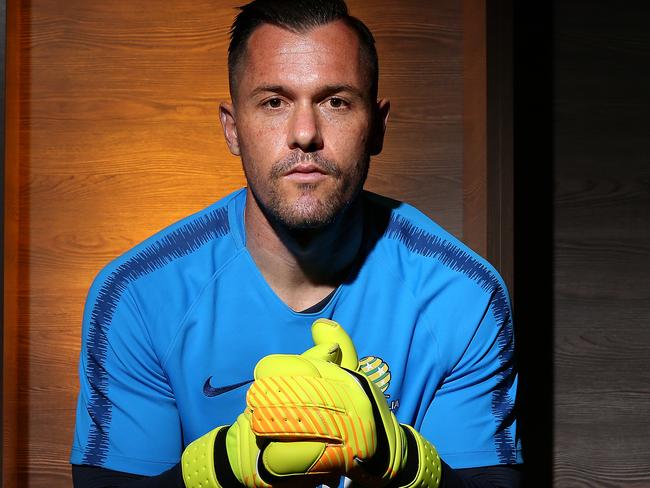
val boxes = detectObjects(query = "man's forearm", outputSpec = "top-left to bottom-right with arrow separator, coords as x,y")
72,464 -> 185,488
441,463 -> 523,488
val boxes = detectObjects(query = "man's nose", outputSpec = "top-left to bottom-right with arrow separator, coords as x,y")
287,103 -> 323,152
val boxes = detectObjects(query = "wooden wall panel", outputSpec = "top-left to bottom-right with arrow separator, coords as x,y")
4,0 -> 28,483
4,2 -> 242,485
462,0 -> 513,290
4,1 -> 465,486
350,0 -> 463,236
553,1 -> 650,485
462,0 -> 487,258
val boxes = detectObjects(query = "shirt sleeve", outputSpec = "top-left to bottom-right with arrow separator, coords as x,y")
420,281 -> 522,469
71,268 -> 183,475
72,464 -> 185,488
442,462 -> 523,488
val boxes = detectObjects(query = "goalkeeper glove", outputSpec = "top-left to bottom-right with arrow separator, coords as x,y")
248,318 -> 443,488
180,410 -> 266,488
180,341 -> 344,488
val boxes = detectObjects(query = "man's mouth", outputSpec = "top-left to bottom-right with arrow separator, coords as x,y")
285,163 -> 327,176
271,152 -> 341,182
283,163 -> 328,183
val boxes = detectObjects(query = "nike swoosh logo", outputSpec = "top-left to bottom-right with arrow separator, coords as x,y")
202,377 -> 254,397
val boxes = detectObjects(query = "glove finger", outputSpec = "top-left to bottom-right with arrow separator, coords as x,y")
226,413 -> 270,488
264,441 -> 367,479
311,319 -> 359,370
261,441 -> 330,477
254,354 -> 320,380
251,401 -> 346,441
301,342 -> 342,365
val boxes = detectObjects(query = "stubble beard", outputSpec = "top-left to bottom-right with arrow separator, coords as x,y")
245,151 -> 370,231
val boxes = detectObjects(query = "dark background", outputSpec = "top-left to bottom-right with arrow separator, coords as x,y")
515,1 -> 650,486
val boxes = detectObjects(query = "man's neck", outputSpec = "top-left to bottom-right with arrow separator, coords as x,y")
244,189 -> 364,312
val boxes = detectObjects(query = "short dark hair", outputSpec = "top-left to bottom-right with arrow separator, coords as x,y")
228,0 -> 378,99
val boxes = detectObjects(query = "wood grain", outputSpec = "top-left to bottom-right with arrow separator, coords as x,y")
3,1 -> 465,486
461,0 -> 514,291
553,0 -> 650,486
461,0 -> 487,259
349,0 -> 464,237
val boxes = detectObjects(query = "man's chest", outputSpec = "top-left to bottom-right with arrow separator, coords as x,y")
162,273 -> 431,445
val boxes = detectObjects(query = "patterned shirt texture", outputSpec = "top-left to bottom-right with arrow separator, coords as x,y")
71,188 -> 523,476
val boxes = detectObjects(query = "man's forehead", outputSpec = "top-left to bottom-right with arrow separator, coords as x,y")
239,21 -> 367,91
248,21 -> 358,54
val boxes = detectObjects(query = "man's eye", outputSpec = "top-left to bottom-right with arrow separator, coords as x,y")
264,98 -> 283,109
328,97 -> 348,109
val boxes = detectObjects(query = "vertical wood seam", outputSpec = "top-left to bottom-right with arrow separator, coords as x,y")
462,0 -> 488,259
3,0 -> 23,485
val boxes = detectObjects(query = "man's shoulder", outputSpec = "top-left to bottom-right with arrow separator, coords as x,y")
364,191 -> 508,300
87,189 -> 244,308
364,190 -> 453,239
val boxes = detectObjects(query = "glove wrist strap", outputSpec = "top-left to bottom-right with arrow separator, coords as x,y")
182,425 -> 244,488
389,425 -> 441,488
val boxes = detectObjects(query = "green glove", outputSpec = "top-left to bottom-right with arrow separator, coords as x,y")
181,341 -> 344,488
248,318 -> 442,488
181,411 -> 268,488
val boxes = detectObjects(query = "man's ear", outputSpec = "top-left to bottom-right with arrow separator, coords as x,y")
219,101 -> 240,156
370,98 -> 390,156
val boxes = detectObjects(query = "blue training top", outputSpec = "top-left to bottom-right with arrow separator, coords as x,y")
71,188 -> 523,476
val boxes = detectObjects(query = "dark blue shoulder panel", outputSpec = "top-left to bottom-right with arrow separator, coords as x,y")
386,215 -> 517,464
82,207 -> 229,466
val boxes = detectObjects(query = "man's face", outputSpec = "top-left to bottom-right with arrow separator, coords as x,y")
221,20 -> 388,230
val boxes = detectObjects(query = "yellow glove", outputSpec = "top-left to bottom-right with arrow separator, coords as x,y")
248,318 -> 442,488
181,411 -> 269,488
181,341 -> 344,488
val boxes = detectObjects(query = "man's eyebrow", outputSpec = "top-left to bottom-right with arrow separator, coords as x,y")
250,85 -> 288,97
317,84 -> 365,98
249,84 -> 365,99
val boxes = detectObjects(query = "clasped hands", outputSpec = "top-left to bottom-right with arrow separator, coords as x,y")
227,318 -> 407,488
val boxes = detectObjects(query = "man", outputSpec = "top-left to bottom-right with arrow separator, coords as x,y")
71,1 -> 523,487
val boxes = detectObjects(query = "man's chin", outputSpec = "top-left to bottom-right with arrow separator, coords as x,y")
272,195 -> 344,230
276,209 -> 338,231
254,180 -> 361,231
